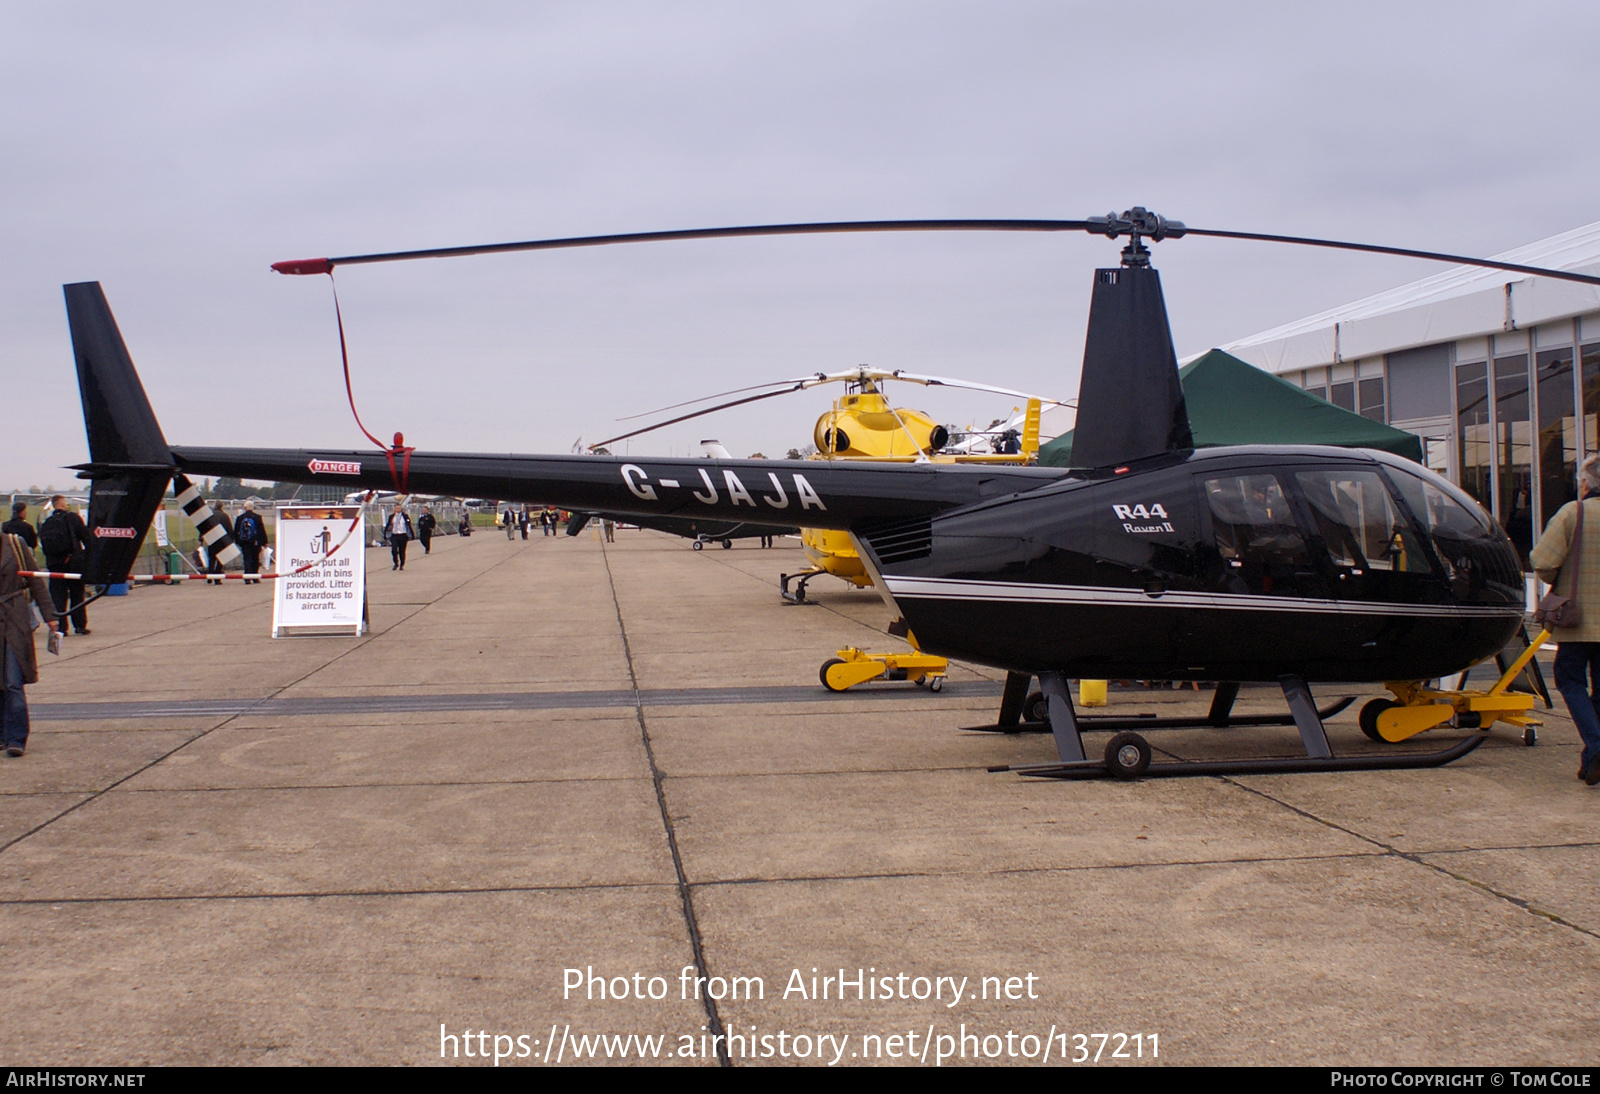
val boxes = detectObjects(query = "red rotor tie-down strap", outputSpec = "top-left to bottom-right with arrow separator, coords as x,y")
328,274 -> 414,494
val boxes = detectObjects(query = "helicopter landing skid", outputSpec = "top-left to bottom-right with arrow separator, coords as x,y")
985,672 -> 1485,780
780,567 -> 826,604
962,677 -> 1355,734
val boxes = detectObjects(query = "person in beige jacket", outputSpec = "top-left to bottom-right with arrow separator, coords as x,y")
2,532 -> 63,757
1530,454 -> 1600,785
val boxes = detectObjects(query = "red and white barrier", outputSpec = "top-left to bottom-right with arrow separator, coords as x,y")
21,571 -> 283,582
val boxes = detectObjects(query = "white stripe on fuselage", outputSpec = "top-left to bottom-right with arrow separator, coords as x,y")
881,575 -> 1520,619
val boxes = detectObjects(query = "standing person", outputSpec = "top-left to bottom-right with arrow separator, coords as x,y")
602,518 -> 615,543
2,502 -> 37,551
418,508 -> 437,554
503,509 -> 516,540
3,531 -> 62,757
38,496 -> 91,635
519,509 -> 530,540
1531,453 -> 1600,785
233,499 -> 269,583
385,507 -> 414,570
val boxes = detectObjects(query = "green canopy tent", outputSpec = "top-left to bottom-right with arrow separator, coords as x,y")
1038,348 -> 1423,467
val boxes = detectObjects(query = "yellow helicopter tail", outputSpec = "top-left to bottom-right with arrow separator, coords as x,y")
1021,398 -> 1042,462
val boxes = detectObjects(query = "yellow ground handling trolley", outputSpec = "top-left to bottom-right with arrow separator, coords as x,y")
1360,627 -> 1551,747
820,646 -> 949,692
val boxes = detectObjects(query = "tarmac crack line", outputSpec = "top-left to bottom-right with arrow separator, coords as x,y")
0,845 -> 1457,906
1220,777 -> 1600,943
0,879 -> 679,907
600,537 -> 731,1068
690,848 -> 1396,889
0,541 -> 524,857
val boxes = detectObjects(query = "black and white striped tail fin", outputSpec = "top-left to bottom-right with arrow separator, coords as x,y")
172,474 -> 241,566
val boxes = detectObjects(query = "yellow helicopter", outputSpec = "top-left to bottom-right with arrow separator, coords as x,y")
785,372 -> 1056,604
595,366 -> 1067,600
596,367 -> 1070,692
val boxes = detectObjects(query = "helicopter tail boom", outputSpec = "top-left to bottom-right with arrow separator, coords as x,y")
164,443 -> 1064,533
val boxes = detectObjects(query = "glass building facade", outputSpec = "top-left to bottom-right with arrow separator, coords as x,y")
1287,317 -> 1600,570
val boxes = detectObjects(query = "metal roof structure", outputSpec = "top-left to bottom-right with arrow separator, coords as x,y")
1206,221 -> 1600,374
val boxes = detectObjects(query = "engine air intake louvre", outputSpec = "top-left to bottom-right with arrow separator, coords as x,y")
862,517 -> 933,565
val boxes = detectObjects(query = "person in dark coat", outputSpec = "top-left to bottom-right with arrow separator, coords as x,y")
2,532 -> 62,756
38,496 -> 91,634
418,509 -> 437,554
2,502 -> 38,550
233,499 -> 269,584
385,507 -> 414,570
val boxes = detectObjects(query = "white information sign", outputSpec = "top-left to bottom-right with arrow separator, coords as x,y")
153,507 -> 169,547
272,504 -> 367,637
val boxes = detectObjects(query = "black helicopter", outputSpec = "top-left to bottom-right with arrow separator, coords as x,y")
64,209 -> 1598,778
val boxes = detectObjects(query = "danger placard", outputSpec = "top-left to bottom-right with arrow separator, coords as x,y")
272,504 -> 367,637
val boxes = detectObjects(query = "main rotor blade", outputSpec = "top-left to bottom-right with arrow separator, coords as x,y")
590,384 -> 810,449
888,370 -> 1072,406
1181,226 -> 1600,287
271,210 -> 1600,288
271,220 -> 1096,275
616,375 -> 824,421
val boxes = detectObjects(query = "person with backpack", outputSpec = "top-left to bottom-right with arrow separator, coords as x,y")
234,499 -> 269,583
417,508 -> 437,555
38,496 -> 90,635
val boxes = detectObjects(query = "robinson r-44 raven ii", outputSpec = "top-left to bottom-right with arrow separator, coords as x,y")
62,208 -> 1589,778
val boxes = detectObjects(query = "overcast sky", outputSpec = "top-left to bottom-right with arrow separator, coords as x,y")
4,1 -> 1598,490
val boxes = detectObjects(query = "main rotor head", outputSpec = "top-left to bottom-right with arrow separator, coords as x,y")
1086,207 -> 1188,267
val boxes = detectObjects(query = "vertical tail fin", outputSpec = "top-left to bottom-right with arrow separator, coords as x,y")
64,282 -> 175,583
1068,266 -> 1193,468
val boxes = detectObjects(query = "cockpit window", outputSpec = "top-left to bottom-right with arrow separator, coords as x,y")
1294,470 -> 1433,575
1384,466 -> 1495,540
1202,474 -> 1309,594
1382,463 -> 1523,602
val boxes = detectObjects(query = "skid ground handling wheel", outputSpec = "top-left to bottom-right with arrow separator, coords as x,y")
1103,732 -> 1151,779
980,671 -> 1496,781
1354,628 -> 1550,745
819,647 -> 949,692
